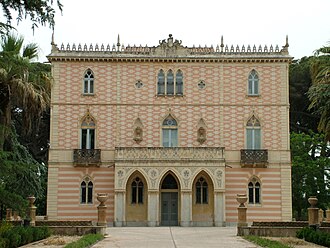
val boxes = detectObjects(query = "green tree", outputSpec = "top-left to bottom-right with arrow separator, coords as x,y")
308,45 -> 330,141
291,132 -> 330,220
0,0 -> 62,34
0,33 -> 51,151
0,34 -> 51,218
289,57 -> 320,133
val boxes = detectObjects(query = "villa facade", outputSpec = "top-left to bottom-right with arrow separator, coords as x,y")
47,34 -> 292,226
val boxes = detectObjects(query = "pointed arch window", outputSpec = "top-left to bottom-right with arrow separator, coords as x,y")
196,177 -> 208,204
162,115 -> 178,147
157,69 -> 165,95
246,115 -> 261,149
84,69 -> 94,94
157,69 -> 184,96
248,180 -> 261,204
81,114 -> 95,149
176,70 -> 183,95
131,177 -> 144,204
248,69 -> 259,96
81,178 -> 93,204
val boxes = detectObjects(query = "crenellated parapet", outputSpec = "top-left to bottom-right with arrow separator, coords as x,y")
49,34 -> 291,61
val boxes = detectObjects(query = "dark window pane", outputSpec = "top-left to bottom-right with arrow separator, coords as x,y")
202,182 -> 208,204
158,70 -> 165,94
89,129 -> 95,149
82,129 -> 87,149
87,181 -> 93,203
89,80 -> 94,93
255,182 -> 260,204
81,181 -> 86,204
196,182 -> 201,204
132,181 -> 137,203
248,182 -> 254,204
176,70 -> 183,95
161,174 -> 178,189
138,181 -> 143,204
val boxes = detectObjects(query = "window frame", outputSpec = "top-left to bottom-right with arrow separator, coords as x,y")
80,179 -> 93,204
131,177 -> 144,204
162,115 -> 178,147
248,179 -> 261,205
83,69 -> 95,95
246,115 -> 261,149
157,69 -> 184,96
247,69 -> 259,96
196,177 -> 208,204
81,114 -> 96,149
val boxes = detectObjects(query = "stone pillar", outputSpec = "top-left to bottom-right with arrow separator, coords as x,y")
326,209 -> 330,222
6,208 -> 12,221
96,193 -> 108,226
237,194 -> 248,227
147,191 -> 159,227
214,191 -> 225,227
114,191 -> 125,227
308,196 -> 319,228
28,196 -> 36,226
319,209 -> 324,223
181,191 -> 192,227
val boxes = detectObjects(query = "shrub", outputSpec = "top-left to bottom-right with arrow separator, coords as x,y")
296,227 -> 330,247
0,238 -> 9,248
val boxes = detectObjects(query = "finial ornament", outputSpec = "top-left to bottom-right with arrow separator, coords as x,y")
117,34 -> 120,51
220,35 -> 224,52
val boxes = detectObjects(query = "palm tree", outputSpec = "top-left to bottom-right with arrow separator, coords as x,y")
0,33 -> 51,151
308,45 -> 330,141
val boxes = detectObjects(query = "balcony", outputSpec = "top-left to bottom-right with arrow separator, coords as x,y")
240,149 -> 268,168
73,149 -> 101,166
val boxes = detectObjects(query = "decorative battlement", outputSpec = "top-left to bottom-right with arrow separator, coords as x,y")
49,34 -> 290,60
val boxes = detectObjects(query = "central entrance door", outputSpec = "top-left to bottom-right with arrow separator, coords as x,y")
160,173 -> 179,226
161,192 -> 178,226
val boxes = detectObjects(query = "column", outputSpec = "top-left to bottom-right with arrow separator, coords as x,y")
148,191 -> 159,227
214,191 -> 225,226
308,196 -> 319,228
181,191 -> 192,227
115,191 -> 126,227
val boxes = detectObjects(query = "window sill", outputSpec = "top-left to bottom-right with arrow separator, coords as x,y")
156,94 -> 184,98
82,93 -> 95,97
248,203 -> 262,207
246,94 -> 260,98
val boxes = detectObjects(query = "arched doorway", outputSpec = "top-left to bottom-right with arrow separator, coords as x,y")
192,171 -> 214,226
125,171 -> 148,226
160,173 -> 180,226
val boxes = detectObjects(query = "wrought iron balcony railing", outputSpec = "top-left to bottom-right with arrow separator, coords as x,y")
240,149 -> 268,167
73,149 -> 101,166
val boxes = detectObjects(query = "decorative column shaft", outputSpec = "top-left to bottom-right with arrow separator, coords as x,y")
326,209 -> 330,222
28,196 -> 36,226
319,209 -> 324,223
308,196 -> 319,228
97,193 -> 109,226
237,194 -> 248,227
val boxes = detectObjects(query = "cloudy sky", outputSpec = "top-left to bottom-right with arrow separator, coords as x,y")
10,0 -> 330,62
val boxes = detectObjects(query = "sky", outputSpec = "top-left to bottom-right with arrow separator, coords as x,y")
9,0 -> 330,62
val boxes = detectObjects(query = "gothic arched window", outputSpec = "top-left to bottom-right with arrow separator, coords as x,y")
162,115 -> 178,147
157,69 -> 184,96
81,113 -> 95,149
196,177 -> 208,204
83,69 -> 94,94
81,178 -> 93,204
246,115 -> 261,149
248,180 -> 261,204
157,69 -> 165,95
131,177 -> 144,204
248,69 -> 259,96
